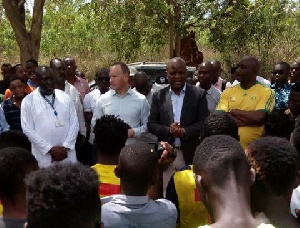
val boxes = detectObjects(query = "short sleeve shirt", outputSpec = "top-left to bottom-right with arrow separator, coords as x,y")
216,82 -> 275,148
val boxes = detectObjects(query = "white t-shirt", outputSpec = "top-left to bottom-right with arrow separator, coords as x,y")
291,185 -> 300,218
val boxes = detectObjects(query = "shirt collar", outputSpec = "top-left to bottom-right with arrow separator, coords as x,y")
206,85 -> 213,95
112,87 -> 133,97
170,83 -> 187,95
109,195 -> 149,205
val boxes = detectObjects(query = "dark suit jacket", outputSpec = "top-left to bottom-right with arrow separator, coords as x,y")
148,84 -> 209,164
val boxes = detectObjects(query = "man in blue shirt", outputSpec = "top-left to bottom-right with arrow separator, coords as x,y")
91,62 -> 150,145
271,62 -> 291,112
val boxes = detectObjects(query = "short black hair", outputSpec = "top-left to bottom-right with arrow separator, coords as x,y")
134,71 -> 150,94
9,76 -> 22,84
0,147 -> 37,202
112,62 -> 130,75
12,64 -> 22,74
193,135 -> 249,187
276,61 -> 290,71
25,59 -> 38,67
26,164 -> 101,228
35,66 -> 53,79
0,130 -> 31,151
1,63 -> 12,69
119,142 -> 158,186
290,82 -> 300,93
264,112 -> 294,140
93,115 -> 130,155
246,137 -> 298,196
231,66 -> 238,74
95,67 -> 109,79
49,58 -> 63,68
200,113 -> 239,142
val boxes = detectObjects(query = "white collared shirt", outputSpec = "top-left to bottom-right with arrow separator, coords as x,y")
170,84 -> 186,147
83,88 -> 102,113
101,194 -> 177,228
21,89 -> 79,167
65,81 -> 86,136
91,88 -> 150,145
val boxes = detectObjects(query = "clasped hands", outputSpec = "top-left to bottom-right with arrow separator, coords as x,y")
169,122 -> 185,138
49,146 -> 68,161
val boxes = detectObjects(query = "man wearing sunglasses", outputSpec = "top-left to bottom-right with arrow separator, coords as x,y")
84,68 -> 110,145
270,62 -> 291,113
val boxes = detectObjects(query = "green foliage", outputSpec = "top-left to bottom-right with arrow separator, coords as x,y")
0,0 -> 299,79
201,0 -> 300,76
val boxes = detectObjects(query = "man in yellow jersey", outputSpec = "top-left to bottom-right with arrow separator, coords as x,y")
216,56 -> 275,148
166,113 -> 239,228
194,135 -> 275,228
92,115 -> 130,198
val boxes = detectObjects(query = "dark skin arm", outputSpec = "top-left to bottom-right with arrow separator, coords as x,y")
84,111 -> 93,131
229,109 -> 267,127
148,142 -> 177,200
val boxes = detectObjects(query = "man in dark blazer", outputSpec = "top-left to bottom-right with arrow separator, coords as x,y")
148,57 -> 209,165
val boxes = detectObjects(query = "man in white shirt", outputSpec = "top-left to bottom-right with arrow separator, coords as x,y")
21,66 -> 79,167
196,61 -> 221,113
91,62 -> 150,145
50,58 -> 86,138
84,67 -> 110,144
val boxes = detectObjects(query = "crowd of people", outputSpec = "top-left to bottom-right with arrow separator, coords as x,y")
0,55 -> 299,228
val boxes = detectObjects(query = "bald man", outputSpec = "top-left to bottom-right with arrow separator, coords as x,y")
216,56 -> 275,148
210,60 -> 231,91
148,57 -> 209,166
196,61 -> 221,113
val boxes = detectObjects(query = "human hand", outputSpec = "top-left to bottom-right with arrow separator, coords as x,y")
170,122 -> 185,138
49,146 -> 67,161
128,128 -> 135,138
158,142 -> 177,166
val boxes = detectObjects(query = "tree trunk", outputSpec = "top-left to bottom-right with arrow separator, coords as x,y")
167,7 -> 174,58
173,1 -> 181,57
2,0 -> 45,64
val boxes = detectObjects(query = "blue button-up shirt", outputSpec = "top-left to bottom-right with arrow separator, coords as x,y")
91,88 -> 150,145
101,195 -> 177,228
271,82 -> 291,111
170,84 -> 186,147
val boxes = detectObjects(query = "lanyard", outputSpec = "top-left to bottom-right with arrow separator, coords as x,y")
42,93 -> 58,117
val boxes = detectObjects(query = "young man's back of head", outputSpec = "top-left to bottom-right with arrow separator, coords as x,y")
25,164 -> 101,228
117,141 -> 158,194
0,147 -> 37,226
101,142 -> 177,227
200,112 -> 239,142
245,136 -> 299,227
94,115 -> 130,156
193,135 -> 265,228
193,135 -> 250,191
0,130 -> 31,151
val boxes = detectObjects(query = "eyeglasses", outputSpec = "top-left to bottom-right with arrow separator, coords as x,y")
272,70 -> 285,75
